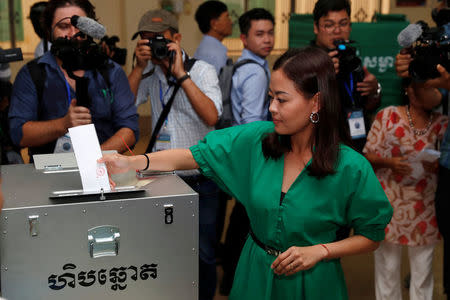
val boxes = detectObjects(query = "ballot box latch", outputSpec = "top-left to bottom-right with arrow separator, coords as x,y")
87,226 -> 120,258
28,215 -> 40,237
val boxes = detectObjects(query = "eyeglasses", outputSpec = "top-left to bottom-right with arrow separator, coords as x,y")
320,21 -> 351,33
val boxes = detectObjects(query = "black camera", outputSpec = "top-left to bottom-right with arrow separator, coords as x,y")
332,40 -> 367,106
433,1 -> 450,26
51,37 -> 110,108
148,35 -> 173,60
407,21 -> 450,81
0,48 -> 23,64
51,37 -> 109,72
333,39 -> 365,82
101,35 -> 127,65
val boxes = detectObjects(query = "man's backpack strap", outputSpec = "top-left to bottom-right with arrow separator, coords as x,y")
145,58 -> 197,153
26,59 -> 57,157
96,62 -> 113,90
26,58 -> 46,107
216,58 -> 269,129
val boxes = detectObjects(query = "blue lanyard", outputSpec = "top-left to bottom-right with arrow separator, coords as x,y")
344,73 -> 355,107
64,79 -> 72,107
158,80 -> 173,109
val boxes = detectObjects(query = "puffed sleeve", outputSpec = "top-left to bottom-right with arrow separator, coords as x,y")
345,152 -> 393,241
190,121 -> 273,202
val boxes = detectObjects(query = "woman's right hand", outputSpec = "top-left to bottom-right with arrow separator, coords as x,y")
390,156 -> 412,176
98,153 -> 133,175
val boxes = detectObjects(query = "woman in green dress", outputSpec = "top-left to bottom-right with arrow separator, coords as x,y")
99,47 -> 393,299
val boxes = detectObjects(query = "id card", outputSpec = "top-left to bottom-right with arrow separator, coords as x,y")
155,122 -> 171,151
54,133 -> 73,153
347,109 -> 366,140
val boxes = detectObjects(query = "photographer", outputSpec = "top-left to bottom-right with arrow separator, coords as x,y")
395,3 -> 450,299
312,0 -> 381,153
9,0 -> 138,157
128,9 -> 222,300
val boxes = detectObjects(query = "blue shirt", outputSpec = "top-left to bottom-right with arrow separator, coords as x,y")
440,125 -> 450,169
194,35 -> 228,75
231,48 -> 270,125
436,91 -> 450,170
9,51 -> 139,153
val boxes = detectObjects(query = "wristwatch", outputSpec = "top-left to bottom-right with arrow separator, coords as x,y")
177,71 -> 191,85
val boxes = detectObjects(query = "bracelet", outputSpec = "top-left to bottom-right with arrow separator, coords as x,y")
320,244 -> 330,259
141,154 -> 149,171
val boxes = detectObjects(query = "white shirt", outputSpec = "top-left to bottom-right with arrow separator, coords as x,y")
136,56 -> 222,175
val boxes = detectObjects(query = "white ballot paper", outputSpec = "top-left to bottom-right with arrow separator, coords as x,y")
408,149 -> 441,181
69,124 -> 111,192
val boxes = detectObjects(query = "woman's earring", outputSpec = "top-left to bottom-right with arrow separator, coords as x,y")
310,112 -> 319,124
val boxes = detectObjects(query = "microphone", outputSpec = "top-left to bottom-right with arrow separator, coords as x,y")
70,15 -> 106,40
397,23 -> 423,48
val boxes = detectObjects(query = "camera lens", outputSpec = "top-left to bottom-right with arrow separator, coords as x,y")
155,47 -> 168,59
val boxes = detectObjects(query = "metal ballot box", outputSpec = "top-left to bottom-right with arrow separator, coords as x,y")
0,161 -> 198,300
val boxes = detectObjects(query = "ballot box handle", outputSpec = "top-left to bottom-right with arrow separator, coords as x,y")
87,226 -> 120,258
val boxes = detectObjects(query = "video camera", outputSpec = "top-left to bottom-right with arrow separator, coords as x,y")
148,35 -> 174,61
51,37 -> 109,72
0,48 -> 23,64
50,15 -> 110,108
100,35 -> 127,65
398,6 -> 450,81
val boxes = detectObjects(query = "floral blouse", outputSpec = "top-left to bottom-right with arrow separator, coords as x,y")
364,106 -> 448,246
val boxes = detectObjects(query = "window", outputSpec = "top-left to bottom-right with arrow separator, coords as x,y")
0,0 -> 42,56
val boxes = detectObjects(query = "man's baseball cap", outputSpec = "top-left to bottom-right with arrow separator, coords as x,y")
132,9 -> 178,40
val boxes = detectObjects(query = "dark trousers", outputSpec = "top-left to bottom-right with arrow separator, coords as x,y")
435,165 -> 450,296
181,175 -> 220,300
220,201 -> 250,294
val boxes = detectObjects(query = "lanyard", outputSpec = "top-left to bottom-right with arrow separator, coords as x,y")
344,73 -> 355,107
158,80 -> 173,109
64,79 -> 72,108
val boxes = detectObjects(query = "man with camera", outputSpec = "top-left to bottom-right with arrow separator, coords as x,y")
395,4 -> 450,299
128,9 -> 222,300
312,0 -> 381,153
9,0 -> 138,158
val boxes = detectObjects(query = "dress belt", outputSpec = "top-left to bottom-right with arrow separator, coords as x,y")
249,228 -> 281,257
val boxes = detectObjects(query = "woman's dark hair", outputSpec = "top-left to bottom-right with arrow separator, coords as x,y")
195,1 -> 228,34
262,47 -> 350,178
313,0 -> 351,24
43,0 -> 96,40
239,8 -> 274,35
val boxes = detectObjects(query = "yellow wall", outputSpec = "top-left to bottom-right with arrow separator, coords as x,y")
91,0 -> 204,74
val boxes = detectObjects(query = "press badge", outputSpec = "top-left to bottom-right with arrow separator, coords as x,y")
347,109 -> 366,140
54,133 -> 73,153
155,121 -> 171,151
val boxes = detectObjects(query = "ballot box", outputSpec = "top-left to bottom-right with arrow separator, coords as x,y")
0,157 -> 199,300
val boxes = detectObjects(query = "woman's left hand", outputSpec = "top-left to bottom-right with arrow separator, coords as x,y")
422,160 -> 439,173
271,245 -> 328,276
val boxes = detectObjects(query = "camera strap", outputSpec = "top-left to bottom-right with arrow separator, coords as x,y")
145,58 -> 197,153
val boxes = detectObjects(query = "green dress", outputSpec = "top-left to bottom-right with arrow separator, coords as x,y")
190,121 -> 393,300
